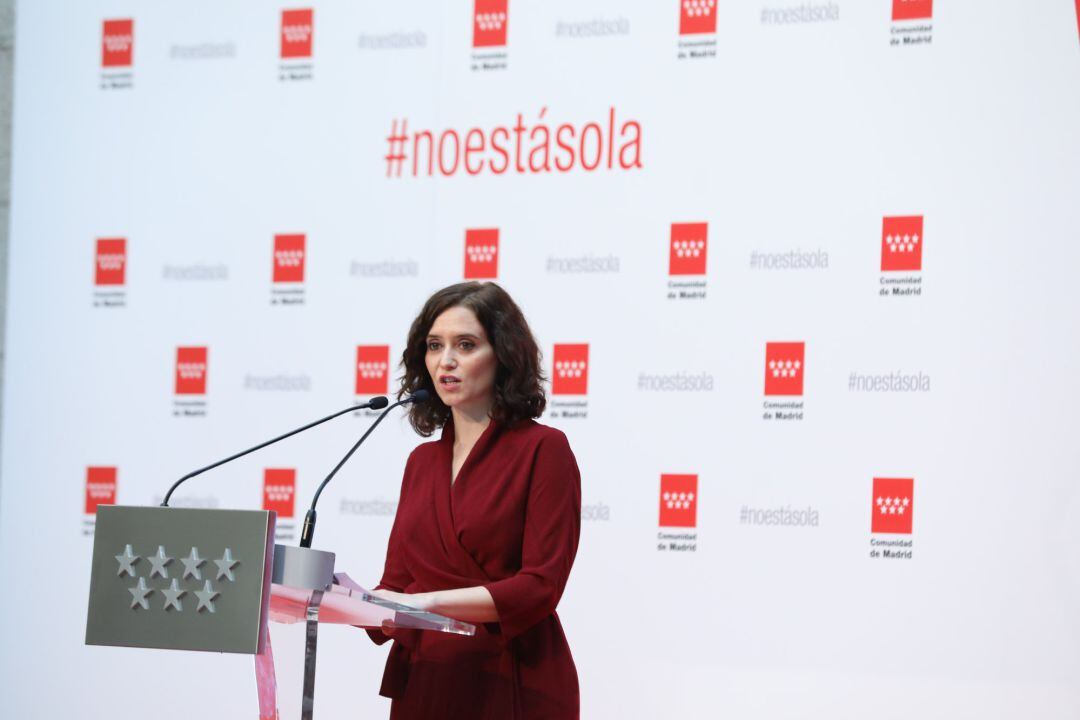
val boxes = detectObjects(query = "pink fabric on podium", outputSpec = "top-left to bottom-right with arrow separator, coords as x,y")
254,619 -> 280,720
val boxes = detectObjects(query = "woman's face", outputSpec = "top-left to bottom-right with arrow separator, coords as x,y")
425,305 -> 498,417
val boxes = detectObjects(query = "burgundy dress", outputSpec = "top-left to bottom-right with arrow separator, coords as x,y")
369,419 -> 582,719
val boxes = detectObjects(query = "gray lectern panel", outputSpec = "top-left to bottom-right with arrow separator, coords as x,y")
86,505 -> 274,654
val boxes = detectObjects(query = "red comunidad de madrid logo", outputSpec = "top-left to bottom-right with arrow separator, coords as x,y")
273,234 -> 306,283
871,477 -> 914,534
102,19 -> 134,68
263,469 -> 297,519
175,347 -> 208,395
95,237 -> 126,286
85,466 -> 117,514
281,9 -> 314,58
679,0 -> 717,35
464,228 -> 499,279
880,216 -> 923,272
659,474 -> 698,528
356,345 -> 390,395
552,344 -> 589,396
669,223 -> 708,276
764,342 -> 805,397
892,0 -> 933,21
473,0 -> 509,48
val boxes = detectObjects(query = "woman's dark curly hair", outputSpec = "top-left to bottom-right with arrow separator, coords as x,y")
399,282 -> 546,436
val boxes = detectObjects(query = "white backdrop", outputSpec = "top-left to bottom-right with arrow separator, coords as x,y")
2,1 -> 1080,718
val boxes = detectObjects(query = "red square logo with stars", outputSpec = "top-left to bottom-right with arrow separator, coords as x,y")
263,468 -> 296,519
871,477 -> 914,534
659,474 -> 697,528
273,234 -> 306,283
464,228 -> 499,279
881,216 -> 923,272
85,466 -> 117,514
356,345 -> 390,395
764,342 -> 804,396
552,344 -> 589,396
680,0 -> 718,35
281,9 -> 314,58
473,0 -> 509,48
102,19 -> 134,68
95,237 -> 126,286
892,0 -> 932,21
175,346 -> 208,395
669,222 -> 708,276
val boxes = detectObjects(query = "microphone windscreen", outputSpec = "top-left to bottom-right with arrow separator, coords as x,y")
410,389 -> 431,403
369,396 -> 390,409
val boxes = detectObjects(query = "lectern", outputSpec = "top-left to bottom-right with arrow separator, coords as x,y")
86,505 -> 474,719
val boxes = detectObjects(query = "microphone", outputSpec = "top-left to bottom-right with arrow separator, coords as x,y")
160,396 -> 390,507
299,389 -> 429,548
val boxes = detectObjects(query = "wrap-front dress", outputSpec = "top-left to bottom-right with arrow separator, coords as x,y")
369,418 -> 581,719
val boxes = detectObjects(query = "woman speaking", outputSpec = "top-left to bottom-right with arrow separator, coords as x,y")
368,281 -> 582,719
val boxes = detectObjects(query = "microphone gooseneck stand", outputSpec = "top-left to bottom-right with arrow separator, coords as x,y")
299,389 -> 429,548
160,396 -> 390,507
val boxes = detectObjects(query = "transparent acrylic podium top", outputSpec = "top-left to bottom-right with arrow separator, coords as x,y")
269,573 -> 475,636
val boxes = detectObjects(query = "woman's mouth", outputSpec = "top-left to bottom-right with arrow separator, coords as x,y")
439,375 -> 461,387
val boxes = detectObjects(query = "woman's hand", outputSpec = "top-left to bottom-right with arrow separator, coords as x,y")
370,588 -> 433,611
369,589 -> 435,639
369,586 -> 499,623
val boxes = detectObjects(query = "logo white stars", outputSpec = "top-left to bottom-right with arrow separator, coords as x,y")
466,245 -> 497,263
662,491 -> 695,510
885,233 -> 919,253
672,239 -> 705,258
264,484 -> 294,502
357,361 -> 388,379
97,254 -> 124,270
554,360 -> 587,379
88,481 -> 117,500
177,362 -> 206,380
768,359 -> 801,379
683,0 -> 716,17
876,495 -> 911,515
274,250 -> 304,267
282,24 -> 312,44
476,12 -> 507,31
103,34 -> 133,53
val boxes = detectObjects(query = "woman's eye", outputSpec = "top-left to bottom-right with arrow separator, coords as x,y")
460,341 -> 474,350
427,342 -> 441,351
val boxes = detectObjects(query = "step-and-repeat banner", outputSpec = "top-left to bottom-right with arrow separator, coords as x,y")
2,1 -> 1079,718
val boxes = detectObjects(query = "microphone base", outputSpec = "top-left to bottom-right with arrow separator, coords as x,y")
272,544 -> 336,591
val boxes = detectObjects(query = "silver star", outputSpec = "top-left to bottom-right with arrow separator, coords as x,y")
115,544 -> 140,577
147,545 -> 173,579
162,579 -> 186,612
180,547 -> 206,580
128,577 -> 153,610
214,548 -> 238,582
194,580 -> 220,613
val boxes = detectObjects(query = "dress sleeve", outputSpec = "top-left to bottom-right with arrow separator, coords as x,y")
483,430 -> 582,641
366,457 -> 417,645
